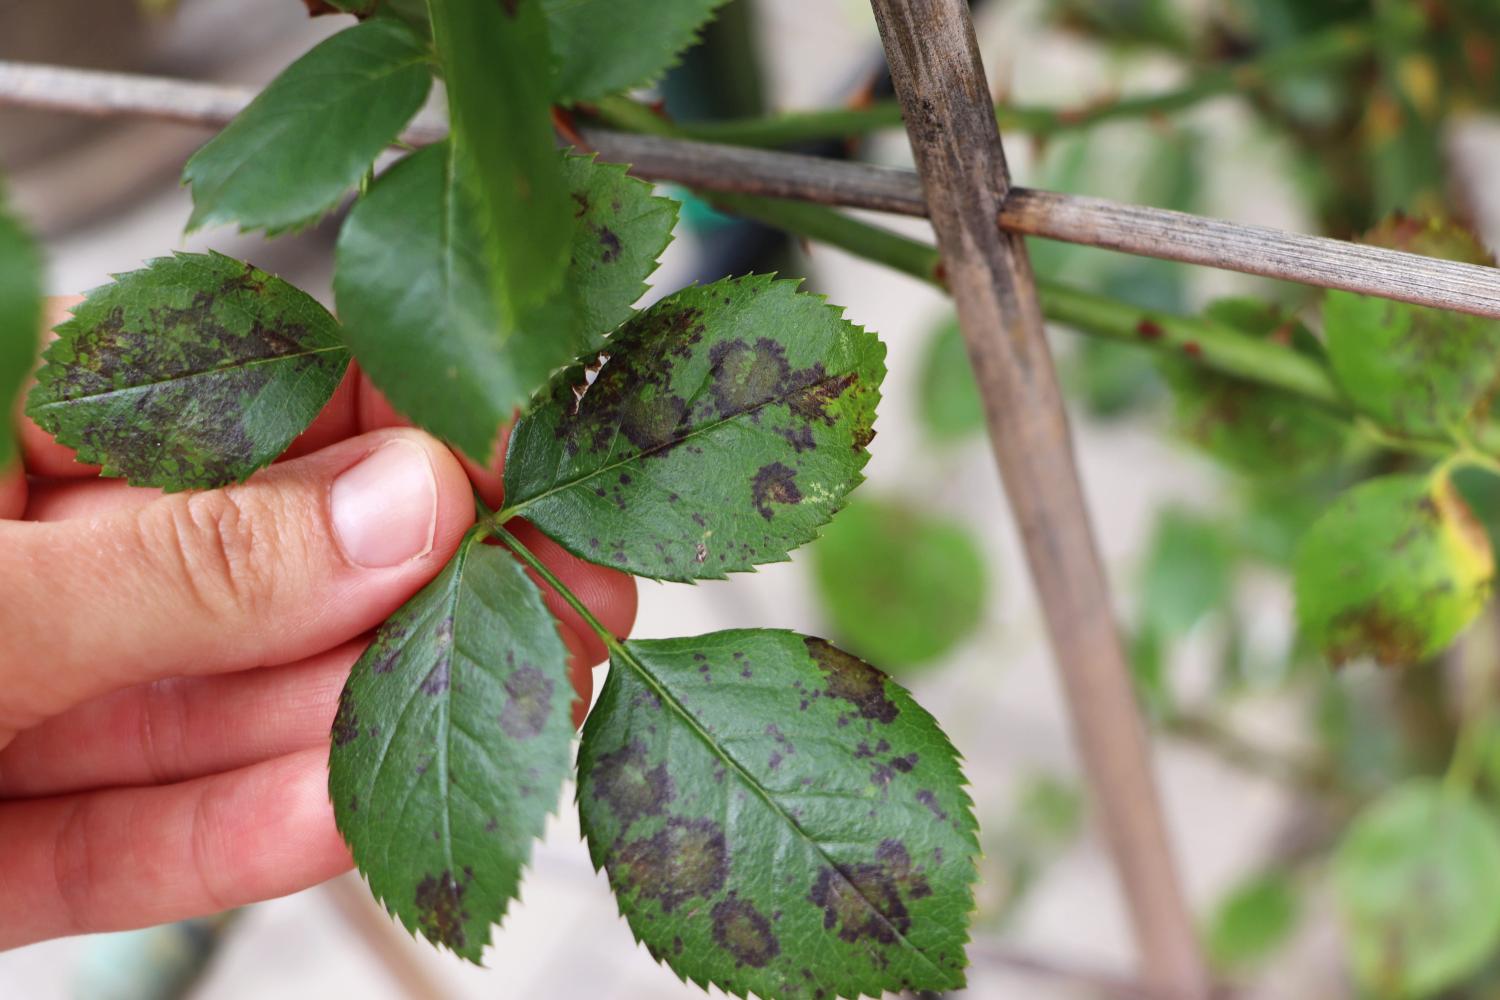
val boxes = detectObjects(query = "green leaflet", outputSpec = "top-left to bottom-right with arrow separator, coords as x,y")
333,145 -> 676,461
1139,506 -> 1234,638
1333,781 -> 1500,997
564,156 -> 680,337
329,532 -> 574,962
1205,871 -> 1300,971
26,252 -> 348,491
429,0 -> 571,313
810,497 -> 987,671
1293,471 -> 1494,666
502,275 -> 884,581
1161,298 -> 1347,477
545,0 -> 730,103
183,18 -> 432,234
577,630 -> 976,999
0,190 -> 41,469
1324,219 -> 1500,441
915,317 -> 983,443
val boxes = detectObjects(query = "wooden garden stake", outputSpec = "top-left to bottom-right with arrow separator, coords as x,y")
867,2 -> 1212,997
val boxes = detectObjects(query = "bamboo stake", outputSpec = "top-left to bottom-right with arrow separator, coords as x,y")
2,59 -> 1498,319
866,2 -> 1211,998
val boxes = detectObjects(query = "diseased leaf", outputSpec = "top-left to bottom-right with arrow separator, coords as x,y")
1333,781 -> 1500,997
811,497 -> 986,670
545,0 -> 730,103
0,189 -> 41,469
577,629 -> 977,999
26,252 -> 348,491
503,275 -> 884,581
430,0 -> 571,312
1206,871 -> 1300,971
1294,471 -> 1494,666
1161,298 -> 1347,477
1324,219 -> 1500,441
329,532 -> 574,962
334,145 -> 676,460
183,18 -> 432,233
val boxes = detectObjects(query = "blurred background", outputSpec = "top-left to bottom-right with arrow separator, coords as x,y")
4,0 -> 1500,997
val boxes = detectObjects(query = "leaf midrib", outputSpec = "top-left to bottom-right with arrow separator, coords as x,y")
607,639 -> 947,981
31,344 -> 349,412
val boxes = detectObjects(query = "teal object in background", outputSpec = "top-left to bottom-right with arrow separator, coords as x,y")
73,914 -> 238,1000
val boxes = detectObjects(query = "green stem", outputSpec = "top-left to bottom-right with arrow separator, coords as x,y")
491,523 -> 622,654
605,23 -> 1378,148
710,192 -> 943,286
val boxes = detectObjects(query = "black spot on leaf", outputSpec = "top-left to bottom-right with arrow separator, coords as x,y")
712,893 -> 780,968
499,665 -> 554,739
616,818 -> 728,911
752,462 -> 802,520
916,789 -> 948,821
420,658 -> 451,695
788,371 -> 858,426
332,691 -> 360,746
707,338 -> 793,417
597,225 -> 622,263
807,840 -> 931,944
590,740 -> 674,826
368,621 -> 407,674
414,869 -> 471,951
805,637 -> 899,724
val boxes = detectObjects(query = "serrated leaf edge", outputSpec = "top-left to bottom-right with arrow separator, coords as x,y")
577,629 -> 978,999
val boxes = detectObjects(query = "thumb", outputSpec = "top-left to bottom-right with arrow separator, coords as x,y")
0,428 -> 474,739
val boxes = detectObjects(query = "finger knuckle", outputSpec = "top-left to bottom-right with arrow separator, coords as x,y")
153,489 -> 274,620
51,798 -> 100,935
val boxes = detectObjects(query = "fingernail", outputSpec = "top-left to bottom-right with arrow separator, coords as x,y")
331,439 -> 438,568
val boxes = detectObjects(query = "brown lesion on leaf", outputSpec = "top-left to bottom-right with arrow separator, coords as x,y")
1325,604 -> 1431,667
805,637 -> 899,724
555,304 -> 703,459
615,818 -> 728,912
752,462 -> 802,520
807,840 -> 932,945
414,869 -> 472,952
787,371 -> 858,427
590,740 -> 674,826
332,690 -> 360,746
712,893 -> 780,968
499,664 -> 555,739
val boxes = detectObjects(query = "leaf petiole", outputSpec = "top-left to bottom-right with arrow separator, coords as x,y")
488,521 -> 624,656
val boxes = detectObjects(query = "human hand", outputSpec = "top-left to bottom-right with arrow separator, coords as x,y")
0,299 -> 636,949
